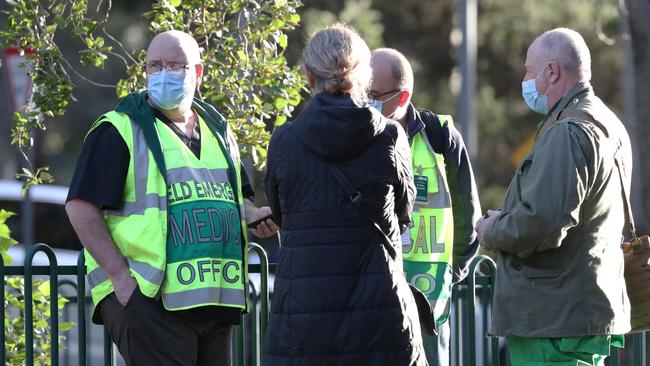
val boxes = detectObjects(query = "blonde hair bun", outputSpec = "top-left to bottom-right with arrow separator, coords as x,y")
303,23 -> 371,100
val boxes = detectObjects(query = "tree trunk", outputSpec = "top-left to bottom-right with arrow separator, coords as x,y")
624,0 -> 650,233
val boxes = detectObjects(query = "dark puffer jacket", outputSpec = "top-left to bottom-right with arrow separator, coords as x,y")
263,92 -> 426,366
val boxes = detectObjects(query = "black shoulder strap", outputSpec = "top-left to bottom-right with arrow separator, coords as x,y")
324,163 -> 398,260
614,151 -> 637,240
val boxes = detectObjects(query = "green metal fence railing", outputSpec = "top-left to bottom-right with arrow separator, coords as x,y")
2,242 -> 270,366
455,254 -> 650,366
3,247 -> 650,365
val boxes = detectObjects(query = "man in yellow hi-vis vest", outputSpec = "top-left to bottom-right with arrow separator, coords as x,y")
65,30 -> 277,366
370,48 -> 482,366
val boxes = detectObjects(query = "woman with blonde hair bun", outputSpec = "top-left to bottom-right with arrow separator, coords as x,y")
263,23 -> 427,366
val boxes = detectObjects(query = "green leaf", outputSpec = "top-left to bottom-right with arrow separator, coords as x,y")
59,322 -> 75,331
1,252 -> 12,265
0,236 -> 18,253
53,15 -> 66,28
37,280 -> 50,296
0,223 -> 13,239
236,50 -> 247,63
274,115 -> 287,126
0,209 -> 16,223
273,97 -> 288,109
7,277 -> 23,289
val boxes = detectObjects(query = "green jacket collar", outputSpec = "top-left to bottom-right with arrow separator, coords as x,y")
114,91 -> 230,180
547,82 -> 591,124
536,81 -> 591,140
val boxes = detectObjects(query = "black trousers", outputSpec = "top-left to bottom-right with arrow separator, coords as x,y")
99,288 -> 233,366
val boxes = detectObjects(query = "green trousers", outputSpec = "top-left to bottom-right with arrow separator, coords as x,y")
507,335 -> 624,366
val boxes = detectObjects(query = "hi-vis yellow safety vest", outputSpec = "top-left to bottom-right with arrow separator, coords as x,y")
84,110 -> 248,312
402,114 -> 454,325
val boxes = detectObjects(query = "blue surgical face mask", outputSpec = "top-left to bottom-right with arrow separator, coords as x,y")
521,67 -> 551,114
147,70 -> 193,110
368,99 -> 383,113
368,90 -> 401,118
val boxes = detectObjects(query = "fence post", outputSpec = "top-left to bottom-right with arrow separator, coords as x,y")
0,254 -> 5,364
233,242 -> 270,366
252,281 -> 261,365
237,319 -> 245,366
248,243 -> 269,351
633,332 -> 646,366
76,252 -> 87,366
104,328 -> 112,366
480,281 -> 491,366
466,254 -> 497,366
57,279 -> 77,366
24,243 -> 59,366
453,285 -> 463,366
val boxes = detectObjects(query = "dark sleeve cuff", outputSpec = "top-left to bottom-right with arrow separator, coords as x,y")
240,165 -> 255,201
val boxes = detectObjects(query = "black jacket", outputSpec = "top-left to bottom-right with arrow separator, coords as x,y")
264,92 -> 426,366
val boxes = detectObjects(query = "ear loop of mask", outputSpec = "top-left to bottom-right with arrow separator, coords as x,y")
373,90 -> 403,114
192,64 -> 204,101
537,66 -> 553,97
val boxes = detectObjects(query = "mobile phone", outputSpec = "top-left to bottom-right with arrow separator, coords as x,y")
247,214 -> 274,228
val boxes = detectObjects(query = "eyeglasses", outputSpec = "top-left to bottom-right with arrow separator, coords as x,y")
145,63 -> 192,75
368,89 -> 403,104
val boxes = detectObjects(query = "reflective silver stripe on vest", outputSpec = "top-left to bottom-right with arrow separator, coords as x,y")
162,287 -> 246,309
86,257 -> 165,290
415,129 -> 452,209
104,121 -> 167,217
166,167 -> 229,185
106,193 -> 168,217
87,266 -> 110,289
423,165 -> 451,208
127,257 -> 164,286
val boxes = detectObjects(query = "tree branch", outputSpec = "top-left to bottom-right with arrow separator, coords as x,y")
595,0 -> 616,46
100,0 -> 138,64
201,4 -> 210,54
54,44 -> 116,88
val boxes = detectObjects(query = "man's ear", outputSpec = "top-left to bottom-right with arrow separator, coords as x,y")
547,61 -> 560,83
303,64 -> 317,89
195,63 -> 204,87
398,90 -> 411,107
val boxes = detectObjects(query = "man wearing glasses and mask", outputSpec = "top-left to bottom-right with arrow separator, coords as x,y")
370,48 -> 481,366
66,30 -> 276,366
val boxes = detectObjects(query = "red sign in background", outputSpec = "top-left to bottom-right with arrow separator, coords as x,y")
2,47 -> 36,112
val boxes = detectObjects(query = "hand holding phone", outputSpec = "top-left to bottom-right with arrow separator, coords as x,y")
247,213 -> 274,228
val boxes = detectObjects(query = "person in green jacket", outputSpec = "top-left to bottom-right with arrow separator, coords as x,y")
476,28 -> 632,365
66,30 -> 277,366
370,48 -> 482,366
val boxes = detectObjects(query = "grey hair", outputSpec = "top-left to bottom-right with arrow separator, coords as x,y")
303,23 -> 372,101
536,28 -> 591,82
371,48 -> 414,93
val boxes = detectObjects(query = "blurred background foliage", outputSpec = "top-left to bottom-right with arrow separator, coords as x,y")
287,0 -> 622,211
0,0 -> 303,185
0,0 -> 630,218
